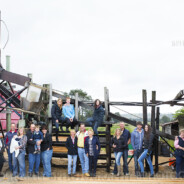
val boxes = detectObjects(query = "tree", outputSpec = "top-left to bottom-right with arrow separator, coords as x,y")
160,115 -> 171,124
173,107 -> 184,119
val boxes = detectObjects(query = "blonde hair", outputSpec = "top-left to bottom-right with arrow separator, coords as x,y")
114,128 -> 122,138
70,129 -> 76,135
179,129 -> 184,135
88,129 -> 94,134
57,98 -> 62,109
17,127 -> 25,136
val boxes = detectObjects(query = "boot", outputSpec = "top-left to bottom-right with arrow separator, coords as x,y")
56,130 -> 59,142
117,165 -> 121,177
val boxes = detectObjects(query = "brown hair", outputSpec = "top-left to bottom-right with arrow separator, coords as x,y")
94,99 -> 101,108
144,124 -> 152,140
17,127 -> 26,136
114,128 -> 122,138
57,98 -> 63,109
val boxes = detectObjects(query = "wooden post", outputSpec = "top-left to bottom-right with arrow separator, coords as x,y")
104,87 -> 111,172
142,89 -> 147,125
43,84 -> 52,134
75,92 -> 79,131
155,107 -> 160,173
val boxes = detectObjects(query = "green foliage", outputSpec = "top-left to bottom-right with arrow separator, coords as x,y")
160,115 -> 171,124
173,107 -> 184,119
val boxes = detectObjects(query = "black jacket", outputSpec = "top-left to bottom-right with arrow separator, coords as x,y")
26,130 -> 36,154
51,101 -> 62,121
92,105 -> 105,122
41,133 -> 53,152
66,136 -> 78,155
111,136 -> 126,152
143,133 -> 154,152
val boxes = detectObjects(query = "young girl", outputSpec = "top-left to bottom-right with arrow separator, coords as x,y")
111,128 -> 126,176
138,124 -> 154,177
66,129 -> 78,176
85,129 -> 101,177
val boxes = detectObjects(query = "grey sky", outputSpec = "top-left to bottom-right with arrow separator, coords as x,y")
0,0 -> 184,115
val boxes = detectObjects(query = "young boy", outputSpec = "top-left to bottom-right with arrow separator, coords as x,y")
84,129 -> 101,177
31,125 -> 43,154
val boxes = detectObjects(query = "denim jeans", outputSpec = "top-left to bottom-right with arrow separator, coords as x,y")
35,139 -> 41,151
138,149 -> 154,175
7,148 -> 13,172
113,149 -> 129,174
0,153 -> 4,172
86,117 -> 102,135
28,153 -> 41,174
12,150 -> 26,177
53,117 -> 65,130
176,155 -> 184,178
134,149 -> 143,173
114,152 -> 123,166
41,149 -> 53,177
89,156 -> 98,174
78,148 -> 89,174
68,155 -> 77,175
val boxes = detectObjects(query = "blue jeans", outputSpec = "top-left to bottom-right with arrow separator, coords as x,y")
89,156 -> 98,174
134,149 -> 143,173
86,117 -> 102,135
138,149 -> 154,175
53,117 -> 65,130
12,150 -> 26,177
114,152 -> 123,166
28,153 -> 41,174
113,149 -> 129,174
41,149 -> 53,177
78,148 -> 89,174
7,148 -> 13,172
176,155 -> 184,178
35,139 -> 41,151
68,155 -> 77,175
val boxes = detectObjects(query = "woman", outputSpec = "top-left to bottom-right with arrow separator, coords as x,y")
138,124 -> 154,177
11,127 -> 27,178
85,129 -> 101,177
174,129 -> 184,178
111,128 -> 126,176
65,129 -> 78,176
41,124 -> 53,177
51,98 -> 65,141
86,99 -> 105,135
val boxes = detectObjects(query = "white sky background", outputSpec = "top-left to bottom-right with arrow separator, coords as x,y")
0,0 -> 184,115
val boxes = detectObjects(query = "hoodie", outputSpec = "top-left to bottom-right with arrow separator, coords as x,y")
131,128 -> 144,150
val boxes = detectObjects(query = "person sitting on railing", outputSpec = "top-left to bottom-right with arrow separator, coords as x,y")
66,129 -> 78,177
51,98 -> 65,142
111,128 -> 126,177
85,129 -> 101,177
0,137 -> 4,177
174,129 -> 184,178
85,99 -> 105,136
63,97 -> 78,132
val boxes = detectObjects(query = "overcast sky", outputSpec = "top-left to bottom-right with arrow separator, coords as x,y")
0,0 -> 184,115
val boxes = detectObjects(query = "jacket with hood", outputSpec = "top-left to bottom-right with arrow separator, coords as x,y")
51,101 -> 62,121
131,128 -> 144,150
93,105 -> 105,122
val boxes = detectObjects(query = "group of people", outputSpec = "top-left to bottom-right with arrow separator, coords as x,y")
51,97 -> 105,141
2,123 -> 52,178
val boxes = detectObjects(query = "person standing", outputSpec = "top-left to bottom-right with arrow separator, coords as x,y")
66,129 -> 78,177
111,128 -> 126,176
0,138 -> 4,177
27,124 -> 41,177
11,127 -> 27,178
85,99 -> 105,135
41,125 -> 53,177
131,122 -> 144,176
174,129 -> 184,178
4,123 -> 17,172
138,124 -> 154,177
51,98 -> 65,141
76,123 -> 89,177
85,129 -> 101,177
63,97 -> 78,131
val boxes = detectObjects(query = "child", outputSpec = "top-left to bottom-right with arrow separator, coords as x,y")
32,125 -> 43,154
84,129 -> 101,177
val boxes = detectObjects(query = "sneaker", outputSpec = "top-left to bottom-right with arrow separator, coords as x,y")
150,174 -> 154,177
84,173 -> 90,177
28,173 -> 33,177
68,174 -> 71,177
93,173 -> 96,177
0,173 -> 4,177
72,173 -> 77,177
125,172 -> 130,176
111,172 -> 116,175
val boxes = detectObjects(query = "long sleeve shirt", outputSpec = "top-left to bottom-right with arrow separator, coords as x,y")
174,136 -> 184,149
63,104 -> 75,119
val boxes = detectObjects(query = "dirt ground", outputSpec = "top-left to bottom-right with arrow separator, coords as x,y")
0,153 -> 182,184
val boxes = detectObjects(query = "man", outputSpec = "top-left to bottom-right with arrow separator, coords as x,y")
4,123 -> 17,172
63,97 -> 78,131
0,137 -> 4,177
131,121 -> 144,176
112,122 -> 131,176
76,123 -> 90,177
26,123 -> 41,177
